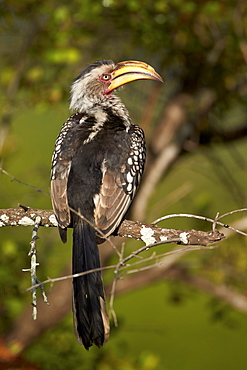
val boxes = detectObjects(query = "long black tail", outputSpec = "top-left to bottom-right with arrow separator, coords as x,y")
72,220 -> 110,349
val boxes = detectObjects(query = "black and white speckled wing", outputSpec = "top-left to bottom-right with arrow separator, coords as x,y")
94,125 -> 145,237
51,113 -> 85,230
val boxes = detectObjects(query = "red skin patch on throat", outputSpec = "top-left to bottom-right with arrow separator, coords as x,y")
103,89 -> 112,96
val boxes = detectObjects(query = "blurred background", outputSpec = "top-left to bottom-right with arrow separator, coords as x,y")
1,0 -> 247,369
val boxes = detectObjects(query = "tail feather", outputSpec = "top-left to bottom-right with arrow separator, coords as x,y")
72,220 -> 110,349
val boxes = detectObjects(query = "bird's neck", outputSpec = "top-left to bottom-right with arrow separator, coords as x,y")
72,95 -> 131,127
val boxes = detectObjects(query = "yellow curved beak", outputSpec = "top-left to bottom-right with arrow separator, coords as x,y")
106,60 -> 163,93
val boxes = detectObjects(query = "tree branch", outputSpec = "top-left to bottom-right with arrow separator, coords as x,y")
0,207 -> 225,246
106,263 -> 247,315
2,206 -> 247,356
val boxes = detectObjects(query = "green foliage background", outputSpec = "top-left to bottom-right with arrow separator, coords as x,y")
1,0 -> 247,369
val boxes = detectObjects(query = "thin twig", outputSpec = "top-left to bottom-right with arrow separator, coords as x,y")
24,237 -> 211,293
213,212 -> 219,232
22,216 -> 49,319
0,167 -> 49,197
24,265 -> 117,293
109,243 -> 125,327
152,212 -> 247,237
216,208 -> 247,220
121,238 -> 181,265
119,245 -> 217,275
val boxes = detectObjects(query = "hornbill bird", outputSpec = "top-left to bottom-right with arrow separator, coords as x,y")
51,60 -> 162,349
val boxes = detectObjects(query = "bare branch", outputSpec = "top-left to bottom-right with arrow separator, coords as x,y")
22,216 -> 49,319
107,263 -> 247,316
0,207 -> 58,227
152,212 -> 247,237
118,219 -> 225,246
24,236 -> 217,294
2,206 -> 246,353
0,168 -> 49,197
109,243 -> 126,327
3,205 -> 247,329
0,207 -> 225,246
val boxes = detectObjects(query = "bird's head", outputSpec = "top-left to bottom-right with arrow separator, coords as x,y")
69,60 -> 163,113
